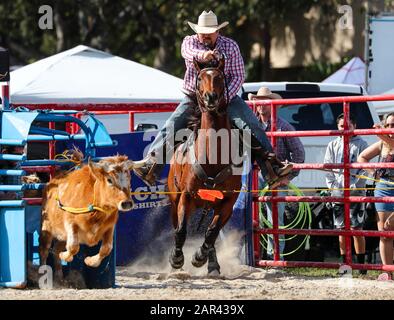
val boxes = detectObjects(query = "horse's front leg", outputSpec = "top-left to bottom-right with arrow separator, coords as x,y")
84,227 -> 114,268
192,211 -> 222,270
169,193 -> 192,270
192,198 -> 235,275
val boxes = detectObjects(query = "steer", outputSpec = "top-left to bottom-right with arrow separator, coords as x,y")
39,155 -> 144,276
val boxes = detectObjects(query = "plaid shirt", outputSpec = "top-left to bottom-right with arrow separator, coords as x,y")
181,34 -> 245,100
264,117 -> 305,179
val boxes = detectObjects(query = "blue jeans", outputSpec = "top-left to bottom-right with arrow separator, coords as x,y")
148,95 -> 273,174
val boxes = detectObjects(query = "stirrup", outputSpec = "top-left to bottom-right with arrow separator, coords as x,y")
266,163 -> 293,189
267,174 -> 291,190
277,162 -> 293,177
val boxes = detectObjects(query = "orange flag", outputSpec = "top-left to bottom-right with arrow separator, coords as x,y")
197,189 -> 224,202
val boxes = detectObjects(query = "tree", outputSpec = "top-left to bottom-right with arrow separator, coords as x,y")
0,0 -> 339,82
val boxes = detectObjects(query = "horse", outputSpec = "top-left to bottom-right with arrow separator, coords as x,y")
167,56 -> 242,276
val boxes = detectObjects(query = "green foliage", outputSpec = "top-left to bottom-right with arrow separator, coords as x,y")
285,267 -> 381,279
0,0 -> 341,81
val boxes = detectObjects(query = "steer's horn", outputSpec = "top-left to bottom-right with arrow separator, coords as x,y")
127,159 -> 146,169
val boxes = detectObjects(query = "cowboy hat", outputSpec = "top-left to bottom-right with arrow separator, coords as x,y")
187,10 -> 229,34
248,87 -> 283,101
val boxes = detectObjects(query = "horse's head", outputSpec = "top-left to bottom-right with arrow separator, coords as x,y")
194,56 -> 227,114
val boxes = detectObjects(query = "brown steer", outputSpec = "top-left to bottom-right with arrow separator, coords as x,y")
39,155 -> 144,277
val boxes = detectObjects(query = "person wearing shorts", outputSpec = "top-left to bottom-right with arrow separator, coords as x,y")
358,112 -> 394,280
332,202 -> 366,230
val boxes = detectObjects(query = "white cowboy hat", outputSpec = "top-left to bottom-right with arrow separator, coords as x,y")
248,87 -> 283,101
187,10 -> 229,34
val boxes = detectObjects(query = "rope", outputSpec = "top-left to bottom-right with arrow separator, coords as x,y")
129,184 -> 394,196
56,198 -> 108,215
54,149 -> 83,166
55,181 -> 109,215
258,183 -> 312,257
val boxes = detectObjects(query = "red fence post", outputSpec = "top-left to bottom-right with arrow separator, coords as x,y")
342,101 -> 352,265
270,101 -> 280,261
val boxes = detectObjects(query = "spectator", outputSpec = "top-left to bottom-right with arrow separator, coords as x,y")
248,87 -> 305,259
358,112 -> 394,280
325,113 -> 368,274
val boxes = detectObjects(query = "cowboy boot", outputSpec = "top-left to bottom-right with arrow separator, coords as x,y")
263,151 -> 293,177
133,154 -> 159,187
255,149 -> 293,188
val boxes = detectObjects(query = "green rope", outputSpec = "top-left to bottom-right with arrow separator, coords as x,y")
258,182 -> 312,257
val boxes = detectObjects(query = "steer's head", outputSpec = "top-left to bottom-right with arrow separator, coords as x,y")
88,155 -> 145,212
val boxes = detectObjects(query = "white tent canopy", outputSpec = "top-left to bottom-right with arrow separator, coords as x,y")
323,57 -> 366,88
371,87 -> 394,116
10,45 -> 183,104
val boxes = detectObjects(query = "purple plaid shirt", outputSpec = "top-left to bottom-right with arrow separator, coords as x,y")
265,117 -> 305,179
181,34 -> 245,100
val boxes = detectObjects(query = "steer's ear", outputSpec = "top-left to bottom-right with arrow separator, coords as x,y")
88,158 -> 104,180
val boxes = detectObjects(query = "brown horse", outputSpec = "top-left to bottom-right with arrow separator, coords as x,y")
168,56 -> 242,276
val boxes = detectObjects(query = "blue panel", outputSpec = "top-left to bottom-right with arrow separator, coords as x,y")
0,207 -> 26,287
27,134 -> 86,142
0,154 -> 26,161
224,161 -> 254,266
0,139 -> 26,146
0,169 -> 26,176
0,200 -> 25,207
1,112 -> 39,141
85,115 -> 114,148
26,206 -> 41,267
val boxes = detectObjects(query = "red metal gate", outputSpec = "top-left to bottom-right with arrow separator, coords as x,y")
247,94 -> 394,272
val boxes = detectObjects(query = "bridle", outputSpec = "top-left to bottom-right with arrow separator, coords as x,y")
195,66 -> 229,116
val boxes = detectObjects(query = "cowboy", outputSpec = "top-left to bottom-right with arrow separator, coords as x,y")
249,87 -> 305,259
134,10 -> 293,187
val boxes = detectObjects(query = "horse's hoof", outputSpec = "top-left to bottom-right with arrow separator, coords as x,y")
191,250 -> 208,268
207,269 -> 221,278
169,249 -> 184,269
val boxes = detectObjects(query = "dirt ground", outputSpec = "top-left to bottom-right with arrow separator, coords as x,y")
1,266 -> 393,300
0,232 -> 393,300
